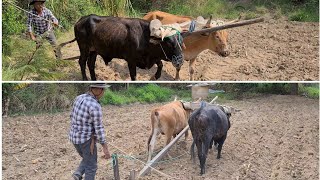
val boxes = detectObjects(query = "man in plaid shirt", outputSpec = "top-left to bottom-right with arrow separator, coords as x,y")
69,83 -> 111,180
27,0 -> 60,58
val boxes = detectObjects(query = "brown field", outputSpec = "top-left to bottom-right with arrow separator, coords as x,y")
59,19 -> 319,81
2,95 -> 319,180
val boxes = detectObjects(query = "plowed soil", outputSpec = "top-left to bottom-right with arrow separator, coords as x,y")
2,95 -> 319,179
60,19 -> 319,81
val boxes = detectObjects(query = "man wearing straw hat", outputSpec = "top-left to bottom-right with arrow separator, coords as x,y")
69,83 -> 111,180
27,0 -> 60,58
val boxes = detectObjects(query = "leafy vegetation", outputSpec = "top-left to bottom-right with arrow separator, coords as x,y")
146,0 -> 319,21
3,83 -> 318,116
299,85 -> 319,99
100,84 -> 181,105
2,36 -> 72,80
2,0 -> 135,80
3,0 -> 318,80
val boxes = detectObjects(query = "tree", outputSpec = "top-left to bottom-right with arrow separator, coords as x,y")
290,83 -> 299,95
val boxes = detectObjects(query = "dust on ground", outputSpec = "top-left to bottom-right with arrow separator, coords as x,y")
59,19 -> 319,81
2,95 -> 319,179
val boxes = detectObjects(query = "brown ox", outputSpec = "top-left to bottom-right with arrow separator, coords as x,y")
147,99 -> 193,162
143,11 -> 231,80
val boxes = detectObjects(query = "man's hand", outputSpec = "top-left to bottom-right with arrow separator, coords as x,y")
29,32 -> 36,41
53,22 -> 59,27
102,143 -> 111,159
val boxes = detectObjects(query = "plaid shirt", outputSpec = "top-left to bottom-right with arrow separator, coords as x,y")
69,93 -> 106,145
26,7 -> 58,35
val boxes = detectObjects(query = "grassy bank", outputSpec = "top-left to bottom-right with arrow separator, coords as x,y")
3,0 -> 318,80
4,83 -> 318,116
141,0 -> 319,21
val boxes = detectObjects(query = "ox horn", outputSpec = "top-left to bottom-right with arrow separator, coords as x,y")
182,17 -> 264,37
205,15 -> 213,28
209,96 -> 219,104
160,28 -> 171,40
174,96 -> 178,101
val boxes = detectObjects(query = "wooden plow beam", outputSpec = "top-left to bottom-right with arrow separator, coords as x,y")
138,125 -> 190,177
184,17 -> 264,36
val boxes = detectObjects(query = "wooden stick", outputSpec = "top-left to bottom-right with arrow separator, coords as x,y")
184,17 -> 264,37
62,56 -> 80,61
138,125 -> 189,177
113,154 -> 120,180
129,170 -> 136,180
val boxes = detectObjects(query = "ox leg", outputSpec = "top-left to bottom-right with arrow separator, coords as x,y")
172,134 -> 178,151
190,140 -> 196,164
165,129 -> 174,158
79,53 -> 88,80
147,128 -> 159,162
216,135 -> 227,159
185,129 -> 189,141
195,140 -> 207,175
127,62 -> 137,81
181,130 -> 188,149
152,61 -> 163,80
175,67 -> 180,80
87,52 -> 98,81
189,58 -> 196,81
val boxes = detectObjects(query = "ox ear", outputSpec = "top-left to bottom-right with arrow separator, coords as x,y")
149,37 -> 161,45
196,16 -> 205,22
182,102 -> 192,110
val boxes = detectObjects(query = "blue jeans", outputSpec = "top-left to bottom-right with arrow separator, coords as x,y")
73,138 -> 97,180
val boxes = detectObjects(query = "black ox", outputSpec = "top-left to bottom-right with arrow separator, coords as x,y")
189,101 -> 232,175
59,14 -> 187,81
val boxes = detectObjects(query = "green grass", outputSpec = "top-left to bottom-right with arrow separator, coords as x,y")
300,86 -> 319,99
100,84 -> 187,105
162,0 -> 319,22
2,0 -> 135,80
2,36 -> 70,80
255,83 -> 290,94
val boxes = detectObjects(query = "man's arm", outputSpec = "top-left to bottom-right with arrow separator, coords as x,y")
47,9 -> 58,27
90,105 -> 111,159
90,105 -> 106,144
26,12 -> 36,41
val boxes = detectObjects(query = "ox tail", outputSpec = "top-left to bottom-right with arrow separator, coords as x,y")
190,101 -> 206,120
147,111 -> 160,162
56,38 -> 77,60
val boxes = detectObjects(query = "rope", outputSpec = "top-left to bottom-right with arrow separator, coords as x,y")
159,43 -> 169,60
117,151 -> 188,165
112,153 -> 118,167
161,26 -> 182,39
107,142 -> 179,179
161,26 -> 181,34
159,25 -> 184,57
5,1 -> 64,29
